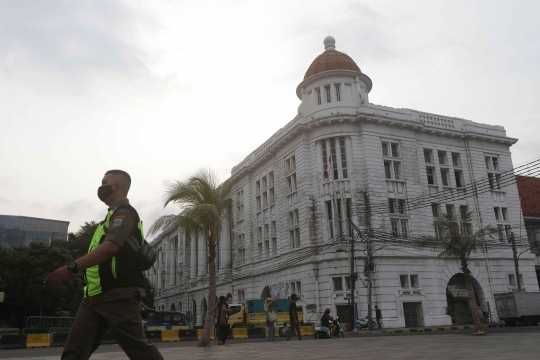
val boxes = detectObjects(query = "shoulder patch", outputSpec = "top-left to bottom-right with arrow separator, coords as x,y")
113,218 -> 123,227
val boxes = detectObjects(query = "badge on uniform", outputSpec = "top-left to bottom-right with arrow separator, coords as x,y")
113,218 -> 123,227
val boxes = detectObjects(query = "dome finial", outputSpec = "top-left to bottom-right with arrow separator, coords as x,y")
324,35 -> 336,51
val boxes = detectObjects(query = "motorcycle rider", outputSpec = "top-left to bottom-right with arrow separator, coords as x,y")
321,308 -> 336,335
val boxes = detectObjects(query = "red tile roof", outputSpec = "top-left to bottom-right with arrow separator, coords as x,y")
516,175 -> 540,217
304,50 -> 361,80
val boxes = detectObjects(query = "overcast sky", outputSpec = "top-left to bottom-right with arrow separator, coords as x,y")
1,0 -> 539,237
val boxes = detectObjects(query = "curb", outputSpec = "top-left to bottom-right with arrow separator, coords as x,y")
350,323 -> 503,335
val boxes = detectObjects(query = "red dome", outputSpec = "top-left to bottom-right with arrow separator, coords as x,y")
304,50 -> 361,80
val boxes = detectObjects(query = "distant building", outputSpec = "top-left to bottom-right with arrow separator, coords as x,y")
0,215 -> 69,248
149,37 -> 537,328
515,175 -> 540,283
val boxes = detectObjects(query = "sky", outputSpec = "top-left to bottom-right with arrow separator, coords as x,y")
1,0 -> 539,237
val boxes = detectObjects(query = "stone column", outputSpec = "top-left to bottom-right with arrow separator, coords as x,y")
190,235 -> 197,283
198,233 -> 207,280
220,209 -> 232,277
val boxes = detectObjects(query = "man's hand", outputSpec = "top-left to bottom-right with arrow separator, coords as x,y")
139,301 -> 148,312
44,266 -> 73,287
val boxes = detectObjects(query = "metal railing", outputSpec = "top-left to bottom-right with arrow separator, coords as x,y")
24,316 -> 75,335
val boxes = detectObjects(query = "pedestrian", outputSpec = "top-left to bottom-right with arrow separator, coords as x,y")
44,170 -> 163,360
264,297 -> 277,342
286,293 -> 302,341
217,296 -> 232,345
375,305 -> 383,329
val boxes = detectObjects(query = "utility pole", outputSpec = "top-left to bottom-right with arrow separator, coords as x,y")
510,232 -> 521,291
366,229 -> 373,331
348,218 -> 356,332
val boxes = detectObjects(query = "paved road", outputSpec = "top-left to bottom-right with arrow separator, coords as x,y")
1,325 -> 539,359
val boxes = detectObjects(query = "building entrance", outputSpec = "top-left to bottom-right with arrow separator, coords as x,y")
403,302 -> 424,328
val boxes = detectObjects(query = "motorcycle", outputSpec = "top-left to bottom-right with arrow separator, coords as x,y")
357,315 -> 379,330
314,316 -> 345,339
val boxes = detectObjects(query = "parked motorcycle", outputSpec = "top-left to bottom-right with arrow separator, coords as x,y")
357,315 -> 379,330
314,316 -> 345,339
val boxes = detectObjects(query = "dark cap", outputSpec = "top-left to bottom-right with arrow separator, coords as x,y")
291,293 -> 298,300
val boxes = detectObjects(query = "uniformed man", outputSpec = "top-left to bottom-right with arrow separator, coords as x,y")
44,170 -> 163,360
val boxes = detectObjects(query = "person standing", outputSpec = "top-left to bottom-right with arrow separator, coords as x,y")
286,294 -> 302,341
264,297 -> 277,342
375,305 -> 383,329
44,170 -> 163,360
217,296 -> 232,345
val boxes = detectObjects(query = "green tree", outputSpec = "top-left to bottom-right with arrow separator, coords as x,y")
0,240 -> 85,313
67,221 -> 99,256
416,208 -> 497,334
149,169 -> 231,347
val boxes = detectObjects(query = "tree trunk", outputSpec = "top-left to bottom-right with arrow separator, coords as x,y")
465,278 -> 482,333
198,233 -> 217,347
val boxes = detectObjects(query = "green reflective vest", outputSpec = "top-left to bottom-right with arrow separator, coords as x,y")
84,207 -> 146,297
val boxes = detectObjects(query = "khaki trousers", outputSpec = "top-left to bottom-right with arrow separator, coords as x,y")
62,293 -> 163,360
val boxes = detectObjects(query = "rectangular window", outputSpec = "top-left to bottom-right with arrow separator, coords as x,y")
452,153 -> 461,167
256,196 -> 261,212
495,173 -> 502,190
238,248 -> 245,264
345,276 -> 351,290
400,275 -> 410,289
441,169 -> 449,186
527,227 -> 538,243
432,203 -> 440,218
508,274 -> 516,287
264,240 -> 269,258
434,223 -> 443,239
460,205 -> 468,216
400,220 -> 408,239
325,85 -> 331,103
446,204 -> 454,216
426,167 -> 435,185
492,157 -> 499,170
488,173 -> 495,190
497,224 -> 504,241
454,171 -> 463,188
485,156 -> 492,170
258,242 -> 262,258
262,192 -> 268,208
238,290 -> 245,302
256,180 -> 261,194
271,237 -> 277,257
333,277 -> 344,291
289,228 -> 300,248
340,139 -> 348,178
438,151 -> 446,165
398,199 -> 406,214
393,162 -> 401,180
286,156 -> 296,173
410,275 -> 419,288
287,174 -> 297,193
388,199 -> 396,213
424,149 -> 433,163
505,225 -> 512,238
391,143 -> 399,158
315,88 -> 321,105
502,207 -> 508,221
335,84 -> 341,101
326,200 -> 334,238
261,176 -> 267,190
382,142 -> 389,157
494,207 -> 500,221
268,172 -> 274,187
290,281 -> 302,295
391,219 -> 399,237
330,140 -> 338,180
269,188 -> 275,205
258,227 -> 263,241
384,161 -> 392,179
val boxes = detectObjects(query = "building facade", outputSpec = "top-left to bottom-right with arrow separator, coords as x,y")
0,215 -> 69,248
149,37 -> 538,328
516,175 -> 540,285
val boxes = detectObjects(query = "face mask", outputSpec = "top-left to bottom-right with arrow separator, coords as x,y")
97,184 -> 115,202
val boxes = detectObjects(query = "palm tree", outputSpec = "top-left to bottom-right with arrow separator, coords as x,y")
148,169 -> 231,347
416,207 -> 497,334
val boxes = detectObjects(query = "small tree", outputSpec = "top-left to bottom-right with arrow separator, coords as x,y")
149,169 -> 231,347
306,304 -> 317,322
416,208 -> 497,334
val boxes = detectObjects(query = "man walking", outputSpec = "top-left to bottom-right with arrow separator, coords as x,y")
375,305 -> 383,329
286,294 -> 302,341
44,170 -> 163,360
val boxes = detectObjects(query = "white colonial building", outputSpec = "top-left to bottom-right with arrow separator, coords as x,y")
149,37 -> 538,328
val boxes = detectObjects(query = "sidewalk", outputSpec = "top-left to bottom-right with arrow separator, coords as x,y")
3,330 -> 539,360
350,323 -> 503,335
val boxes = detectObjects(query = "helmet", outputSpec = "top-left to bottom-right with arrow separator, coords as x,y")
325,308 -> 331,314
